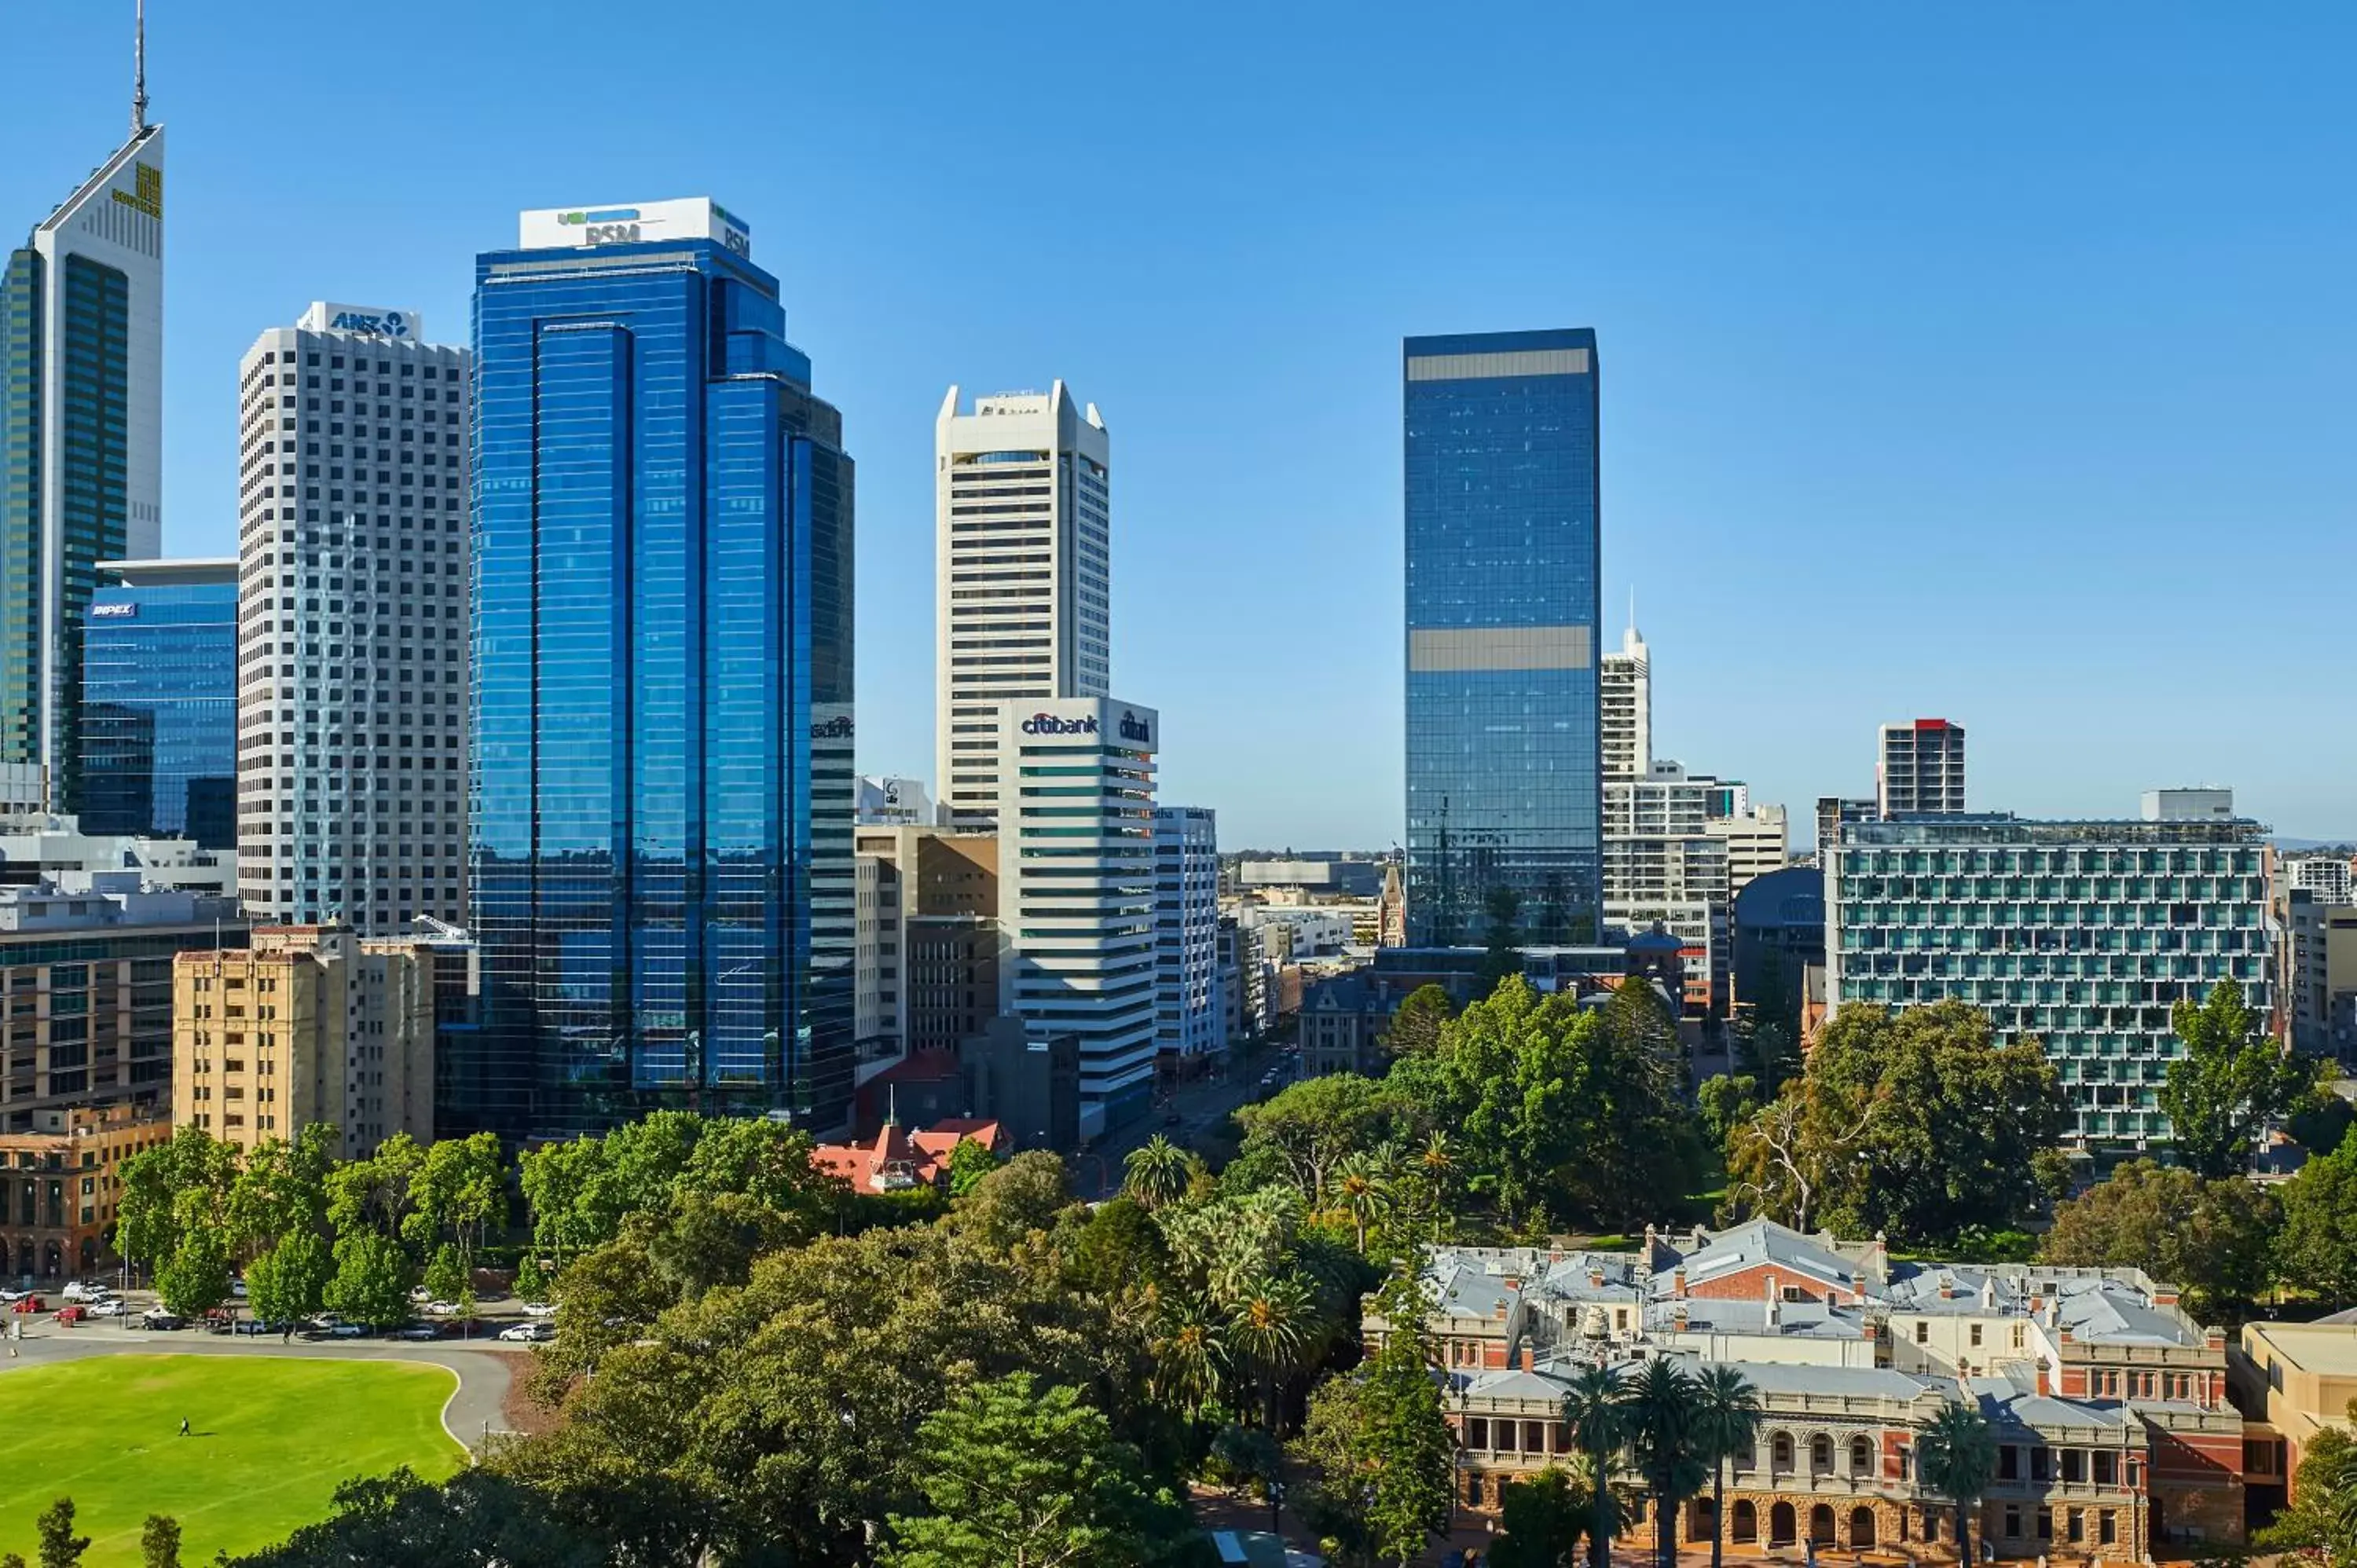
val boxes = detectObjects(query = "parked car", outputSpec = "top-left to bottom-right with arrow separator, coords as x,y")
86,1298 -> 128,1318
62,1280 -> 113,1302
424,1299 -> 464,1317
232,1317 -> 285,1336
53,1304 -> 86,1325
12,1296 -> 45,1314
324,1322 -> 366,1338
393,1323 -> 440,1341
140,1310 -> 185,1331
229,1278 -> 247,1298
519,1300 -> 559,1319
408,1285 -> 433,1303
0,1288 -> 27,1305
498,1321 -> 555,1344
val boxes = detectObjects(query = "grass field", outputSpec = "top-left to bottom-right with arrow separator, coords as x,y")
0,1355 -> 466,1566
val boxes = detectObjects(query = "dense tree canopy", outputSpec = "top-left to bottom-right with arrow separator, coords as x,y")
2159,980 -> 2325,1179
2039,1159 -> 2279,1320
2278,1138 -> 2357,1306
1725,1000 -> 2068,1246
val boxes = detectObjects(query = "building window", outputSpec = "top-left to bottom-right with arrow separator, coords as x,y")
1915,1320 -> 1929,1344
2037,1509 -> 2053,1542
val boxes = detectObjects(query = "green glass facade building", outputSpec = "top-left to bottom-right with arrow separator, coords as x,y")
1826,811 -> 2275,1144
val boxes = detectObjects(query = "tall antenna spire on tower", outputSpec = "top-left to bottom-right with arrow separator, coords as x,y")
131,0 -> 150,138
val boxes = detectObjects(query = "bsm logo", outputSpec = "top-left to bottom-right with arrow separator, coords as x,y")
1021,713 -> 1098,736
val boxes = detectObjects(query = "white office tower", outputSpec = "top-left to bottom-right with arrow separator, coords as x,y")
998,697 -> 1157,1136
233,304 -> 470,932
1152,806 -> 1222,1068
1599,617 -> 1651,782
2287,854 -> 2355,905
936,385 -> 1110,830
1709,802 -> 1789,893
1877,719 -> 1965,816
1,11 -> 165,793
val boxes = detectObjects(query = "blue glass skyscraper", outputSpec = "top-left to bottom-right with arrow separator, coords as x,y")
1403,329 -> 1602,948
78,558 -> 236,845
466,199 -> 853,1140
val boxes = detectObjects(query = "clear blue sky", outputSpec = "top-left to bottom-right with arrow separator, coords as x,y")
9,4 -> 2353,849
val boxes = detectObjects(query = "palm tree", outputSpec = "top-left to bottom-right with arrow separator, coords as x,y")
1124,1134 -> 1191,1209
1917,1400 -> 1999,1567
1227,1269 -> 1317,1434
1561,1362 -> 1631,1568
1148,1290 -> 1229,1416
1332,1150 -> 1392,1254
1689,1365 -> 1762,1568
1623,1357 -> 1707,1568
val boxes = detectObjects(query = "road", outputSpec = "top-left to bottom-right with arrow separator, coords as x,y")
1077,1046 -> 1299,1199
2,1307 -> 527,1453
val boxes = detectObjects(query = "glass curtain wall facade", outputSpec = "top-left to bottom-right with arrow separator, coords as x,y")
79,559 -> 236,845
1826,814 -> 2275,1142
1403,328 -> 1603,948
467,215 -> 853,1141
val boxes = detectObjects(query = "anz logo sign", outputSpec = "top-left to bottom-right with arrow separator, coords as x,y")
330,310 -> 410,339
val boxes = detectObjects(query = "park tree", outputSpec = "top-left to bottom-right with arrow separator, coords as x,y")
2278,1140 -> 2357,1306
35,1498 -> 87,1568
1696,1075 -> 1760,1152
139,1515 -> 181,1568
1229,1075 -> 1414,1209
513,1252 -> 552,1305
946,1137 -> 1000,1200
1916,1402 -> 1998,1568
878,1374 -> 1194,1568
423,1243 -> 471,1310
115,1126 -> 238,1273
1382,984 -> 1453,1058
1725,1000 -> 2067,1247
244,1229 -> 332,1325
1560,1363 -> 1629,1568
1489,1467 -> 1591,1568
225,1124 -> 338,1258
2159,980 -> 2325,1179
953,1152 -> 1076,1253
325,1230 -> 414,1330
223,1467 -> 614,1568
1288,1281 -> 1453,1566
153,1226 -> 233,1317
2039,1160 -> 2280,1319
636,1190 -> 804,1302
405,1134 -> 507,1271
1123,1135 -> 1192,1210
326,1131 -> 424,1240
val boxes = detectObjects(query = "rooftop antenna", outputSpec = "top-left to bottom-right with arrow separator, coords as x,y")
131,0 -> 149,138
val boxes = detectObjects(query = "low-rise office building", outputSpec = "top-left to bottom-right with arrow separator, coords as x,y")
0,1101 -> 170,1283
2230,1319 -> 2357,1511
0,876 -> 244,1131
854,825 -> 997,1076
173,925 -> 434,1158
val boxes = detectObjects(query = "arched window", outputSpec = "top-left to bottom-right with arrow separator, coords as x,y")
1772,1432 -> 1794,1469
1732,1501 -> 1758,1544
1811,1433 -> 1835,1472
1810,1504 -> 1837,1544
1850,1507 -> 1877,1548
1851,1434 -> 1875,1475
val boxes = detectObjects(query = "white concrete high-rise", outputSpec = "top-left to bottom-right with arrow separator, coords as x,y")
233,304 -> 469,932
1152,805 -> 1222,1068
1709,802 -> 1789,894
1600,616 -> 1650,782
997,696 -> 1157,1135
1878,719 -> 1966,816
936,384 -> 1109,830
1,9 -> 166,797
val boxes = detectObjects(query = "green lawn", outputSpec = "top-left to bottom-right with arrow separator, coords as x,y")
0,1356 -> 465,1566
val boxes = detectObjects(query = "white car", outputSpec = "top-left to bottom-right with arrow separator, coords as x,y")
86,1298 -> 129,1317
498,1322 -> 553,1343
63,1281 -> 114,1302
519,1300 -> 558,1319
424,1299 -> 464,1317
409,1285 -> 433,1302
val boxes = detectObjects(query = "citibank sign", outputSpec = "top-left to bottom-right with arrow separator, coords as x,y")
1021,713 -> 1097,736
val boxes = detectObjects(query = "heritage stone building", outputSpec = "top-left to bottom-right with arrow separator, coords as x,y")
1367,1220 -> 2245,1559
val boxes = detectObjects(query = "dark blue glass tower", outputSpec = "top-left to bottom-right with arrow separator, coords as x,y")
1403,329 -> 1602,948
78,559 -> 236,846
466,200 -> 853,1141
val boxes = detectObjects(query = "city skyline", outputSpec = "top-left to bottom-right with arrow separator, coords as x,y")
5,5 -> 2355,847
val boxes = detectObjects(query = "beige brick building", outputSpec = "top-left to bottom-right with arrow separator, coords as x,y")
172,925 -> 433,1157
